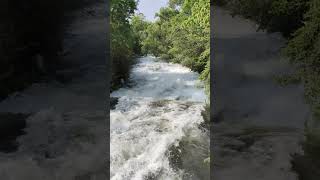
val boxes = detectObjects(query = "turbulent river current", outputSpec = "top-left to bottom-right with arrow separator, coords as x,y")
110,57 -> 210,180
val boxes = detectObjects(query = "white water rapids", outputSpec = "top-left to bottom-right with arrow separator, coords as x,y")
110,57 -> 209,180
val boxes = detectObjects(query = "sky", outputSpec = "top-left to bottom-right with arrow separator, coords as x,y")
136,0 -> 169,21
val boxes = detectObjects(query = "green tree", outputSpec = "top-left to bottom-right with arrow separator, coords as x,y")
110,0 -> 137,90
284,0 -> 320,104
131,13 -> 150,55
283,0 -> 320,166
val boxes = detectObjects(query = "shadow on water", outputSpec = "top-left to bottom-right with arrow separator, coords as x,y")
0,113 -> 30,153
0,0 -> 103,100
167,135 -> 210,180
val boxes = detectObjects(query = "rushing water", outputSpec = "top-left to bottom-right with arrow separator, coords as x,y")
0,3 -> 108,179
212,7 -> 308,180
110,57 -> 209,180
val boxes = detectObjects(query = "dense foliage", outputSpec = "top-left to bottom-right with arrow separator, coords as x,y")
110,0 -> 153,90
110,0 -> 137,90
141,0 -> 210,94
283,0 -> 320,166
131,13 -> 150,56
284,0 -> 320,105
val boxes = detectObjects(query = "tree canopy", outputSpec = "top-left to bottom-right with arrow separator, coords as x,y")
110,0 -> 137,90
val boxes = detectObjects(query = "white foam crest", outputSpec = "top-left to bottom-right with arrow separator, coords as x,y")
111,57 -> 206,102
111,57 -> 207,179
0,108 -> 108,180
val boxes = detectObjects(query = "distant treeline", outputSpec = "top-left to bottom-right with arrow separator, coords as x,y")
0,0 -> 100,99
217,0 -> 320,173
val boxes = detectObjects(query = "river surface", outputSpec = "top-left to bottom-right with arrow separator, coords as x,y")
110,57 -> 210,180
0,3 -> 107,179
212,7 -> 309,180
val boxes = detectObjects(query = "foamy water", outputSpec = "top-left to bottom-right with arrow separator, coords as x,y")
110,57 -> 209,179
0,3 -> 108,179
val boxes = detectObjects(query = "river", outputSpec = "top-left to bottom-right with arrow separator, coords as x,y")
0,3 -> 108,179
212,7 -> 309,180
110,57 -> 210,180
